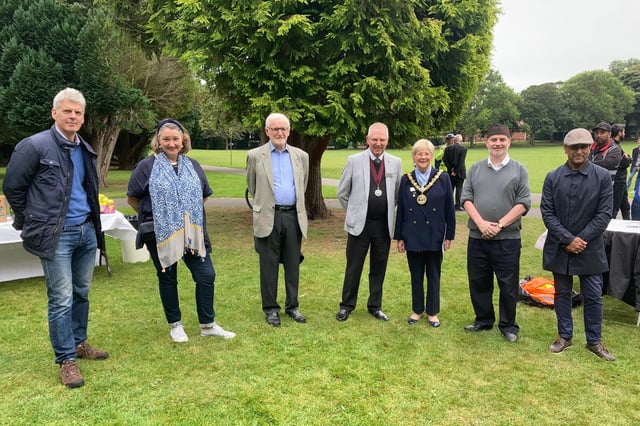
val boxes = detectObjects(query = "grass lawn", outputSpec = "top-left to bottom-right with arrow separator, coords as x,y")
1,142 -> 640,424
1,207 -> 640,424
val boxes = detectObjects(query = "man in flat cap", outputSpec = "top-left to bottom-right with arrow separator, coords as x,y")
541,128 -> 615,361
589,122 -> 623,219
460,125 -> 531,342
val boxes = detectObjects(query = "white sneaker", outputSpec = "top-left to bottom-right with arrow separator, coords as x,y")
169,321 -> 188,342
200,322 -> 236,339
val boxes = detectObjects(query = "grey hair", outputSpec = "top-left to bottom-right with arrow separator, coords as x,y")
265,113 -> 290,128
367,122 -> 389,139
53,88 -> 86,112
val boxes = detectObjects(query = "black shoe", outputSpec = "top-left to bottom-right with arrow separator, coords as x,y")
502,332 -> 518,342
369,310 -> 389,321
265,312 -> 281,327
285,309 -> 307,323
336,308 -> 351,321
464,323 -> 492,332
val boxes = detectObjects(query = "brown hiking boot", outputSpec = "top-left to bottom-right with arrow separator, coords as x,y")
60,360 -> 84,388
76,342 -> 109,360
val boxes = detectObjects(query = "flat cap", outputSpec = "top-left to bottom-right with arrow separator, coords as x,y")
564,128 -> 593,146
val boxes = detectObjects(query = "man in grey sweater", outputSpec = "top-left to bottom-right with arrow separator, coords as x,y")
460,125 -> 531,342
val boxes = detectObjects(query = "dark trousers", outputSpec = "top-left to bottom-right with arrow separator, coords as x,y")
255,209 -> 302,313
552,273 -> 603,345
146,239 -> 216,325
450,174 -> 464,208
467,237 -> 521,334
613,181 -> 629,220
406,250 -> 443,315
340,219 -> 390,312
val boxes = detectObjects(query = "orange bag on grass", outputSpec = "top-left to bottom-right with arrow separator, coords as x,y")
518,276 -> 583,308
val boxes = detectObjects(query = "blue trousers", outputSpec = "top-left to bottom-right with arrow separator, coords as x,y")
41,221 -> 97,364
552,273 -> 603,345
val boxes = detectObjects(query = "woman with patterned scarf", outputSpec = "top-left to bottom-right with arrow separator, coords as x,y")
127,119 -> 235,342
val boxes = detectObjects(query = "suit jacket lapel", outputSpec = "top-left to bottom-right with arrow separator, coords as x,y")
361,152 -> 370,195
260,144 -> 274,192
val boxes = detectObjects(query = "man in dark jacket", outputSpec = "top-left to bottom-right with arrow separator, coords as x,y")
443,133 -> 467,210
2,88 -> 108,387
610,124 -> 630,219
589,121 -> 624,219
541,128 -> 615,361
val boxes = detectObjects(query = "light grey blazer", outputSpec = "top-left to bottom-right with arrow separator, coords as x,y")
337,150 -> 402,237
246,143 -> 309,238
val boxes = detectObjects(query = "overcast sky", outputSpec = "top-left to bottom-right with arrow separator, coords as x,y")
491,0 -> 640,93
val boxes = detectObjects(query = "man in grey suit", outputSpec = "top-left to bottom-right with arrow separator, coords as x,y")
336,122 -> 403,321
246,113 -> 309,327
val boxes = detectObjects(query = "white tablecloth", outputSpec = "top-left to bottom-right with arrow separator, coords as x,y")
0,211 -> 138,282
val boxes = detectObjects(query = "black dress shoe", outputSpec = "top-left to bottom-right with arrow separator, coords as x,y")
336,308 -> 351,322
369,310 -> 389,321
265,312 -> 281,327
502,332 -> 518,342
285,309 -> 307,323
407,316 -> 419,325
464,323 -> 492,332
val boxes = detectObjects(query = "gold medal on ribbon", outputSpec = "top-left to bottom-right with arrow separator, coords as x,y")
416,194 -> 427,205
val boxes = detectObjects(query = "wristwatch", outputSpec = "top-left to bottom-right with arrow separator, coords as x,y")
497,222 -> 504,230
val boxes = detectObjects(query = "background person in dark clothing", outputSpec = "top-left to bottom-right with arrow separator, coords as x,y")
541,128 -> 615,361
588,122 -> 624,219
443,133 -> 467,211
610,124 -> 630,219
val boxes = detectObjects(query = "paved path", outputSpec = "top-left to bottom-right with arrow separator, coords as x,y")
118,165 -> 542,218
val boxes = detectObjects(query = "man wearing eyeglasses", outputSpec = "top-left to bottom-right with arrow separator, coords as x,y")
246,113 -> 309,327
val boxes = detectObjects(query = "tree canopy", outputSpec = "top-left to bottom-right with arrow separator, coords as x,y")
147,0 -> 499,216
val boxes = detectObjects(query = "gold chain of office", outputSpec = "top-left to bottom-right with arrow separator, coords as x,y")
406,170 -> 443,205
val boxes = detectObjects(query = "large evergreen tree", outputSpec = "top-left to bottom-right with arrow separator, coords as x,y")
147,0 -> 498,218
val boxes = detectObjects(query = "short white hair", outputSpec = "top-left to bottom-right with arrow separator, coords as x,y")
265,113 -> 290,128
53,88 -> 86,112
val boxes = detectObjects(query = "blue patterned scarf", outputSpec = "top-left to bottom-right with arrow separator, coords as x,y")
149,152 -> 206,269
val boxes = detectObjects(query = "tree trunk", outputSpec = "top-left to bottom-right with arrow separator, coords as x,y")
86,117 -> 121,188
288,132 -> 331,220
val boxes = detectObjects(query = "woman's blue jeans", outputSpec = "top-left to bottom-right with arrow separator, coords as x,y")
41,222 -> 97,364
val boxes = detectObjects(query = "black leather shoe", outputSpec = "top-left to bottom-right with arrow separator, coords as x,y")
265,312 -> 281,327
369,310 -> 389,321
285,309 -> 307,323
336,308 -> 350,322
464,323 -> 492,332
502,332 -> 518,342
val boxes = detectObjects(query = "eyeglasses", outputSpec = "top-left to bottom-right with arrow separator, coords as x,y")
267,127 -> 290,132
